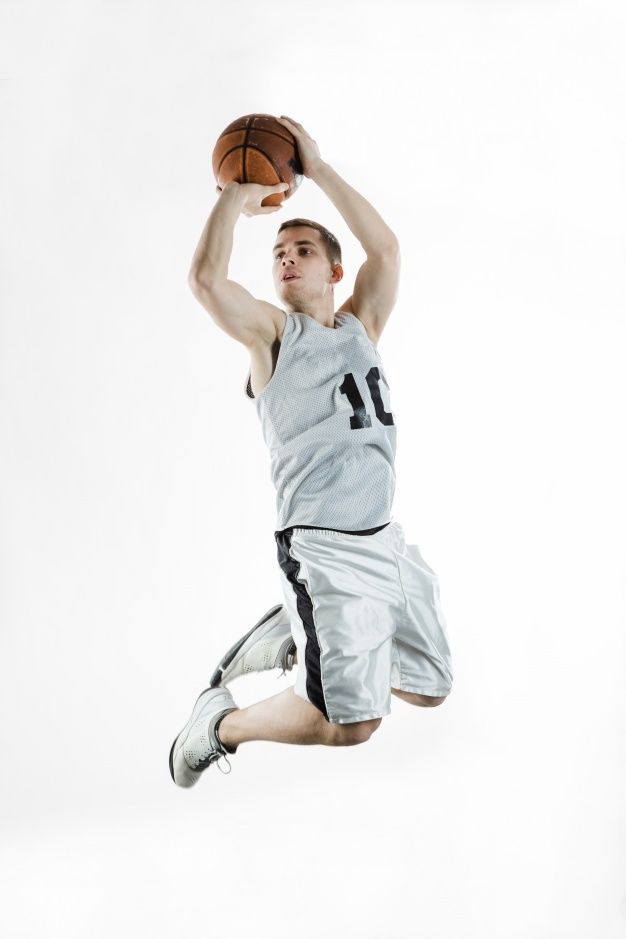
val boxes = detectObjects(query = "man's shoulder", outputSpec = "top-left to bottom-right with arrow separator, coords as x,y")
336,302 -> 379,347
250,301 -> 287,346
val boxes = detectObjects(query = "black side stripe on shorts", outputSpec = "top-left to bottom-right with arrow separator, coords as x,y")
274,529 -> 329,721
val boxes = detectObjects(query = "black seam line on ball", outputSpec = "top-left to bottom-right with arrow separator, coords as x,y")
250,119 -> 294,144
218,143 -> 288,186
243,117 -> 251,183
246,144 -> 284,187
218,126 -> 293,147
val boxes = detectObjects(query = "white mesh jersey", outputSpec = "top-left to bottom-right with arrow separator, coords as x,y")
244,310 -> 397,532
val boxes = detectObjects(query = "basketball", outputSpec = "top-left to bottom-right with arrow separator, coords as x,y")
212,113 -> 304,206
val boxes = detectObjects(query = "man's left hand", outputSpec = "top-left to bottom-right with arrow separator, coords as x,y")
275,116 -> 325,178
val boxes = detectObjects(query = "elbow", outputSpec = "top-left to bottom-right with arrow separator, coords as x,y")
188,267 -> 227,295
188,268 -> 212,295
368,236 -> 400,258
383,236 -> 400,255
366,239 -> 400,261
188,267 -> 202,287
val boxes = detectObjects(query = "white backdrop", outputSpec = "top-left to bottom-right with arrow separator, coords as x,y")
1,1 -> 625,937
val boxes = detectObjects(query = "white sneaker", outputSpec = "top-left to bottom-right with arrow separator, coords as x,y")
209,604 -> 296,688
169,686 -> 238,788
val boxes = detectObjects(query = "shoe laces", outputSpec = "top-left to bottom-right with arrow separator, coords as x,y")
213,716 -> 235,772
277,642 -> 297,679
195,745 -> 232,775
215,753 -> 232,774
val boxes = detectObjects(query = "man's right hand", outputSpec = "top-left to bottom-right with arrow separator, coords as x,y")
215,181 -> 289,216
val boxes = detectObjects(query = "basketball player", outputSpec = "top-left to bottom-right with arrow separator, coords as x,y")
170,116 -> 453,787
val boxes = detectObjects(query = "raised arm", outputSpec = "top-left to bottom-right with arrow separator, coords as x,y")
275,116 -> 400,342
188,181 -> 287,348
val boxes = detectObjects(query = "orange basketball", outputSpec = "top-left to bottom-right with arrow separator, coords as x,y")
212,113 -> 304,206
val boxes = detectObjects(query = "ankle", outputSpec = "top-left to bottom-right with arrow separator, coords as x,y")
215,710 -> 239,752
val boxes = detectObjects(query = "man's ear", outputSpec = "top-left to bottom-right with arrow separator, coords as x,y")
331,263 -> 344,285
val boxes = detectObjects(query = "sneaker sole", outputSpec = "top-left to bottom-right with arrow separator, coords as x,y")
209,603 -> 285,688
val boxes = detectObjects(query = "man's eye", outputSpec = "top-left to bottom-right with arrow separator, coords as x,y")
275,249 -> 311,260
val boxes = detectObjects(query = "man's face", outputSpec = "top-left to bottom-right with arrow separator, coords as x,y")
272,226 -> 342,305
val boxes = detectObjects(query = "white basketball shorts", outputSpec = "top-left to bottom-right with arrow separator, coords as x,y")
274,519 -> 453,724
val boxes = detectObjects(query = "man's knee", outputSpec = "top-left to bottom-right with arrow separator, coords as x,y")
415,694 -> 447,707
330,717 -> 382,746
393,688 -> 448,707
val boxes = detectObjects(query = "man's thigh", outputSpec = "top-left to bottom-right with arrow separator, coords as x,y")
276,526 -> 400,725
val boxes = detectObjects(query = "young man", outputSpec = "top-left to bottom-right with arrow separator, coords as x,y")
170,115 -> 453,787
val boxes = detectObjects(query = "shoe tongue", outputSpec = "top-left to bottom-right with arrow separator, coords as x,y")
213,709 -> 238,754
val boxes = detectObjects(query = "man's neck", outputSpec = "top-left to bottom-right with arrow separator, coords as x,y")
288,299 -> 336,328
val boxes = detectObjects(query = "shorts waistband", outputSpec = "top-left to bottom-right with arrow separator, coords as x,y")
277,520 -> 390,537
275,519 -> 402,542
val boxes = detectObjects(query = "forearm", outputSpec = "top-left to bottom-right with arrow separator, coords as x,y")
310,161 -> 398,255
188,182 -> 247,285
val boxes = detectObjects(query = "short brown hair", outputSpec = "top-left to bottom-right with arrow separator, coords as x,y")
276,218 -> 342,269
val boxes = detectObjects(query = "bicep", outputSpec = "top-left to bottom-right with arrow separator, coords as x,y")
350,245 -> 401,339
188,276 -> 280,348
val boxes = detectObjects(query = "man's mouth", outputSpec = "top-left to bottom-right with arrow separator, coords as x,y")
282,273 -> 300,282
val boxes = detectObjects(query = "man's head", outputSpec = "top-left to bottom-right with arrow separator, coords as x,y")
272,218 -> 343,310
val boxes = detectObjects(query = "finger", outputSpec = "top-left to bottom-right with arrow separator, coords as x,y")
259,205 -> 282,213
280,115 -> 302,129
260,182 -> 287,192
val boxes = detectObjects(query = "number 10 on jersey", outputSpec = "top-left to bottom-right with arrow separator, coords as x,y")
339,366 -> 395,429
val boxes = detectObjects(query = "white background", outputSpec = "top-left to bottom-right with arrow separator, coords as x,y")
1,1 -> 625,936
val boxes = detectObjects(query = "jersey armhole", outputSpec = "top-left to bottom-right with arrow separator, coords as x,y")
244,309 -> 289,400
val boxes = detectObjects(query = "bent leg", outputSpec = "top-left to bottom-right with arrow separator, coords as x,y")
292,646 -> 447,708
392,688 -> 447,707
292,645 -> 446,708
218,686 -> 382,749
